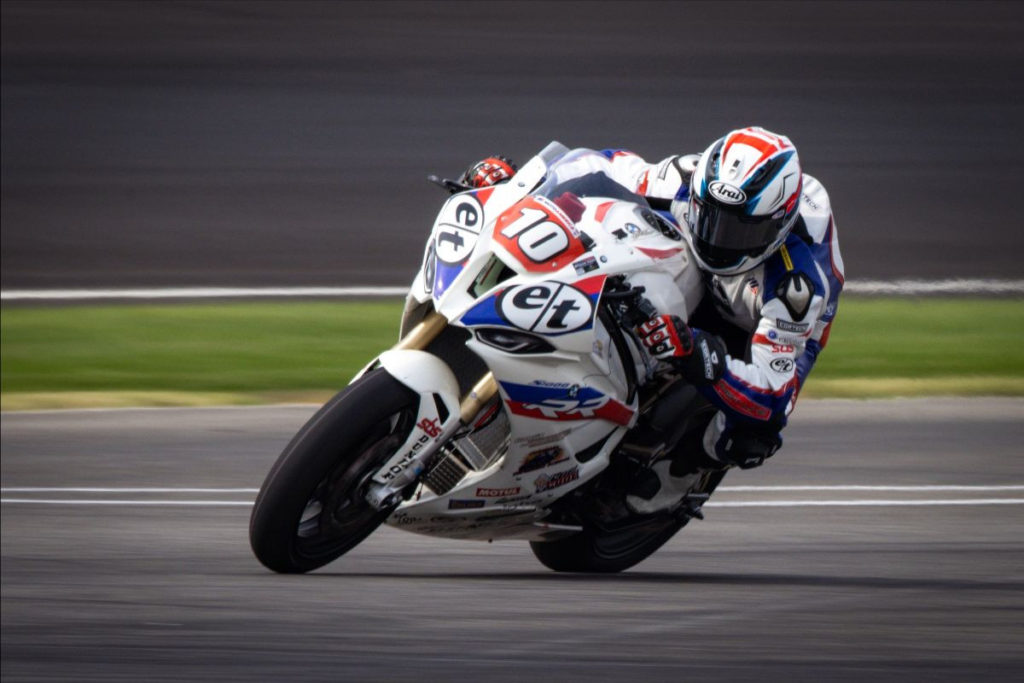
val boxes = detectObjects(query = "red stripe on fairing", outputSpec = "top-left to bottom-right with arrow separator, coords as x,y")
505,398 -> 634,426
636,170 -> 650,195
474,186 -> 496,206
594,201 -> 615,222
574,273 -> 607,296
637,246 -> 684,260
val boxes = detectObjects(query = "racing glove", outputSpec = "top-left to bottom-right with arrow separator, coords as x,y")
460,156 -> 518,188
636,314 -> 726,385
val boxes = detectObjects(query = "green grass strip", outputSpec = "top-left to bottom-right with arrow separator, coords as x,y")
1,298 -> 1022,409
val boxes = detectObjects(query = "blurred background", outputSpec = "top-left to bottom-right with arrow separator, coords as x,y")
3,0 -> 1023,291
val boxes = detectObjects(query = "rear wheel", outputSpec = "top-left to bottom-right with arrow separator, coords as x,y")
529,518 -> 686,573
529,471 -> 724,573
249,369 -> 418,573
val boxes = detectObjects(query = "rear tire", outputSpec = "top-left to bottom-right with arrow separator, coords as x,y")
529,518 -> 686,573
249,369 -> 418,573
529,470 -> 725,573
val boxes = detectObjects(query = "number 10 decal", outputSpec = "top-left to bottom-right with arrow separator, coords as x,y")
500,207 -> 570,263
494,196 -> 586,272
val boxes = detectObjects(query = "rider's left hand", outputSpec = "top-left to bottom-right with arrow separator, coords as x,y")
637,314 -> 694,360
637,315 -> 726,384
460,156 -> 518,188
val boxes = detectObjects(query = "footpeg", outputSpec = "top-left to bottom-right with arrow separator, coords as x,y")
676,492 -> 710,521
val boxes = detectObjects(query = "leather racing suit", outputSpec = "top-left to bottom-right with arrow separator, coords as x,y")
545,147 -> 845,468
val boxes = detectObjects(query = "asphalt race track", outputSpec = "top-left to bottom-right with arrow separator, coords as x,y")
3,1 -> 1024,289
3,399 -> 1023,681
3,3 -> 1024,681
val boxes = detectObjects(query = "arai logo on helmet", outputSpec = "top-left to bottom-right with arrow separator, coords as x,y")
708,181 -> 747,205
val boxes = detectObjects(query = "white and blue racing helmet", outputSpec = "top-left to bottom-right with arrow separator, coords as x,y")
673,127 -> 803,276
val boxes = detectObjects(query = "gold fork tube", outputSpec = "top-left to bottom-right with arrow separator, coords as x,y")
390,309 -> 497,424
393,311 -> 448,350
459,372 -> 498,424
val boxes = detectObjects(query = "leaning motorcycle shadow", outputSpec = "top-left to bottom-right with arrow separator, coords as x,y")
294,571 -> 1020,592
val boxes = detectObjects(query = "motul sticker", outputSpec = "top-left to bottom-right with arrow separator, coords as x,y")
476,486 -> 521,498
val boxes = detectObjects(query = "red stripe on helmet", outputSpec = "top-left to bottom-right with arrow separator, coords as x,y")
722,128 -> 792,182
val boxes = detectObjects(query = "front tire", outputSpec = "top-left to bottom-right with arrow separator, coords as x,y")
249,369 -> 418,573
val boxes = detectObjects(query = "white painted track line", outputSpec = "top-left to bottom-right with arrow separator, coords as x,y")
3,484 -> 1022,508
3,279 -> 1023,301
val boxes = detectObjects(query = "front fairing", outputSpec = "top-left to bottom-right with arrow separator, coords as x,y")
387,143 -> 705,540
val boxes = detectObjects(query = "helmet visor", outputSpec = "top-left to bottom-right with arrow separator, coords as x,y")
689,195 -> 788,270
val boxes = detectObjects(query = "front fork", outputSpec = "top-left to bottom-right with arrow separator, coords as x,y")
363,312 -> 498,510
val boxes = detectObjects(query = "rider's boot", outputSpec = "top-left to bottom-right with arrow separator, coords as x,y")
625,410 -> 723,515
625,459 -> 702,515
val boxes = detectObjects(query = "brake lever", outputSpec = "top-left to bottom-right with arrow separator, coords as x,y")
603,279 -> 658,327
427,174 -> 473,195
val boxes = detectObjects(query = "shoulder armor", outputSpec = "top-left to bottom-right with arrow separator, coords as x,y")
775,271 -> 815,321
798,174 -> 833,244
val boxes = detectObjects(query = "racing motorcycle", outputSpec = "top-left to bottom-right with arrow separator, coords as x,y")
250,142 -> 727,574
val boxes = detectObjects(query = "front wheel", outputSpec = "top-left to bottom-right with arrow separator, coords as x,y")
249,369 -> 419,573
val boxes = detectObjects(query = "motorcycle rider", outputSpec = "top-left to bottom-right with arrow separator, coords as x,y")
459,127 -> 845,513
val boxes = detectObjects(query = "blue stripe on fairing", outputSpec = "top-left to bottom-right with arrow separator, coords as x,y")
500,380 -> 608,404
432,261 -> 464,299
459,291 -> 506,328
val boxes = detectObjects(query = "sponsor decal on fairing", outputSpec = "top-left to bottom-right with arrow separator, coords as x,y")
572,255 -> 599,275
534,466 -> 580,493
499,380 -> 634,426
513,446 -> 569,476
512,428 -> 573,447
459,274 -> 605,336
476,486 -> 521,498
434,195 -> 484,265
448,499 -> 486,510
493,195 -> 587,272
